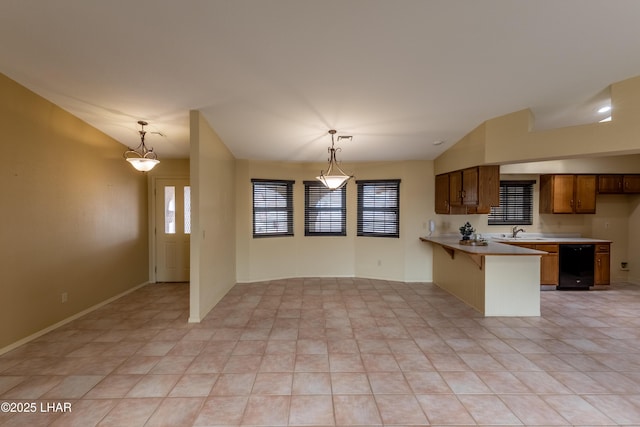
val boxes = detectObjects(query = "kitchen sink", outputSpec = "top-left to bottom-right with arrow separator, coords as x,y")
493,236 -> 548,241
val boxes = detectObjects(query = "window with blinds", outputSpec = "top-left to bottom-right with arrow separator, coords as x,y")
356,180 -> 400,238
252,179 -> 294,237
304,182 -> 346,236
488,180 -> 535,225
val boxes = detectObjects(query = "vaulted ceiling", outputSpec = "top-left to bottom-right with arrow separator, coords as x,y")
2,1 -> 640,162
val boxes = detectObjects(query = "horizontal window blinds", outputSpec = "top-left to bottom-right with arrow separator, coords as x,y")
356,180 -> 400,238
488,180 -> 535,225
252,179 -> 294,237
304,181 -> 346,236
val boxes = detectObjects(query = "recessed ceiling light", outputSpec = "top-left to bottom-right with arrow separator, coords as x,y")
599,116 -> 612,123
432,140 -> 445,146
597,106 -> 611,113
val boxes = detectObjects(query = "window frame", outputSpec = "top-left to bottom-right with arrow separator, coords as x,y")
488,180 -> 535,226
356,179 -> 401,238
303,181 -> 347,236
251,179 -> 295,238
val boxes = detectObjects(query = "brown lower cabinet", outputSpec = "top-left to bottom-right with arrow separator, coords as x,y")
595,244 -> 610,285
537,244 -> 559,285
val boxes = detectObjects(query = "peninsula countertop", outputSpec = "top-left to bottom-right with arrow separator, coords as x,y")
421,235 -> 543,316
420,236 -> 547,256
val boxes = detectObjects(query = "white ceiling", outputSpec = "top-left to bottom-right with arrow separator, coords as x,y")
2,1 -> 640,162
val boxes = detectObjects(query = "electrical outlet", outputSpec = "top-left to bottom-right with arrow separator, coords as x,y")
377,260 -> 382,266
61,292 -> 68,303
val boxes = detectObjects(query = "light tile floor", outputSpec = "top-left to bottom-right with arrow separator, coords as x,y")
2,278 -> 640,426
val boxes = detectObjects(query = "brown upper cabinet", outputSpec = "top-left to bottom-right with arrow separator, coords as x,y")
448,170 -> 464,207
434,173 -> 450,214
539,174 -> 596,214
598,174 -> 640,194
436,165 -> 499,214
448,168 -> 481,207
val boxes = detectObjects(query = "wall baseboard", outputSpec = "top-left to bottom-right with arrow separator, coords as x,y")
236,274 -> 433,285
236,274 -> 357,284
0,281 -> 149,356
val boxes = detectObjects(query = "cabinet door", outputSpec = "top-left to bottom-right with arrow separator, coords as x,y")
435,174 -> 450,214
595,252 -> 610,285
477,166 -> 500,209
540,254 -> 559,285
575,175 -> 596,213
598,175 -> 623,193
624,175 -> 640,193
552,175 -> 576,213
449,171 -> 463,206
537,244 -> 559,285
462,167 -> 479,206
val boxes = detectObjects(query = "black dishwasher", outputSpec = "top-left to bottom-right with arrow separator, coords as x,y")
558,244 -> 595,290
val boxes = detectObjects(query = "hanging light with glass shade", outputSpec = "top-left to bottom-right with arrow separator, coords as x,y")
123,120 -> 160,172
316,129 -> 354,190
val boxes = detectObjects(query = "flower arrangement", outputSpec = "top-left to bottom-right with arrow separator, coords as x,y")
459,222 -> 475,240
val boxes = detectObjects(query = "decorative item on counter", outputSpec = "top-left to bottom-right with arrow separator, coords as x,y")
458,224 -> 488,246
459,222 -> 475,240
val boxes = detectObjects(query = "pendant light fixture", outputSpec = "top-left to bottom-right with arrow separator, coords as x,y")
316,129 -> 354,190
123,120 -> 160,172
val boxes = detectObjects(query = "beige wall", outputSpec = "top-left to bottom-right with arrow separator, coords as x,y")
434,122 -> 489,176
0,73 -> 149,351
189,111 -> 236,322
436,76 -> 640,174
500,154 -> 640,175
628,198 -> 640,284
235,159 -> 433,283
148,159 -> 190,177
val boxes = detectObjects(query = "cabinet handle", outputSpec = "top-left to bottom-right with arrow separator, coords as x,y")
570,199 -> 574,207
577,200 -> 581,208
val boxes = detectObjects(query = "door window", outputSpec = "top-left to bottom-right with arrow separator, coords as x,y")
165,186 -> 176,234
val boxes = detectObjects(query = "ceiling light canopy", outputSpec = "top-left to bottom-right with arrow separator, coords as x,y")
124,121 -> 160,172
316,130 -> 354,190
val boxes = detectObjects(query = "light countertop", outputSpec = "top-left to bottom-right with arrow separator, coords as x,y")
420,236 -> 547,256
490,236 -> 611,244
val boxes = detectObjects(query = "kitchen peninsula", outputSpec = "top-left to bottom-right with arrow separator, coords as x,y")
421,236 -> 546,316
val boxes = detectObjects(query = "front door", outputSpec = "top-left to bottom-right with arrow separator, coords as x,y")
155,178 -> 190,282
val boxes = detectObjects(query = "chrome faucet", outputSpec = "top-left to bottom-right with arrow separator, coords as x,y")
512,226 -> 525,238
